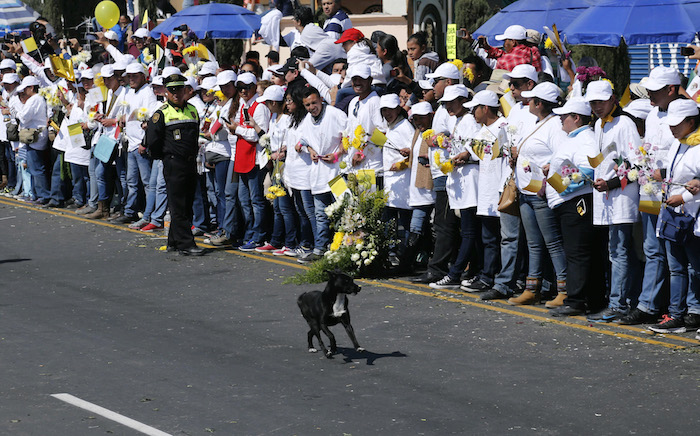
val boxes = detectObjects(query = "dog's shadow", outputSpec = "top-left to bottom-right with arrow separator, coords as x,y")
334,347 -> 407,365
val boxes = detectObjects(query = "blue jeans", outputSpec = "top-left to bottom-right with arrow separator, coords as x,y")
149,160 -> 168,225
25,147 -> 49,200
608,223 -> 641,311
125,150 -> 152,218
448,207 -> 479,280
4,142 -> 17,188
213,160 -> 230,232
519,194 -> 567,282
113,152 -> 128,210
292,188 -> 315,249
49,150 -> 67,202
410,205 -> 433,235
222,162 -> 240,238
69,163 -> 89,205
88,155 -> 99,207
385,206 -> 412,247
238,165 -> 267,243
313,191 -> 335,252
637,212 -> 667,315
271,185 -> 298,248
664,236 -> 700,318
192,173 -> 210,231
480,216 -> 501,285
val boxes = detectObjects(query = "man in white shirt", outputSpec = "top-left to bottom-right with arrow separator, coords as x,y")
17,76 -> 50,204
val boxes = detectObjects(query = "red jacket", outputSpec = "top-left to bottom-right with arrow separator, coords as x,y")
487,44 -> 542,72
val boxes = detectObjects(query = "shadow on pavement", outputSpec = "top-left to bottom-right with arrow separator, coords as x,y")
337,348 -> 408,365
0,258 -> 31,265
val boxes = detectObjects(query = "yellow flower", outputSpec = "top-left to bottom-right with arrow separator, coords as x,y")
422,129 -> 435,140
354,125 -> 365,140
94,75 -> 104,88
450,59 -> 464,71
265,193 -> 276,200
464,66 -> 475,83
602,78 -> 615,90
351,137 -> 362,150
214,90 -> 226,102
330,232 -> 345,251
342,136 -> 350,151
544,37 -> 555,50
441,160 -> 454,174
437,135 -> 445,147
639,146 -> 647,156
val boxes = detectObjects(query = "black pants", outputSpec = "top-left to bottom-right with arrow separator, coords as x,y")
163,155 -> 197,250
553,193 -> 606,310
427,189 -> 460,277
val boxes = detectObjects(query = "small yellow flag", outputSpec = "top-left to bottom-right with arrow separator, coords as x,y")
328,175 -> 349,198
21,36 -> 38,53
639,200 -> 662,215
49,55 -> 75,82
547,173 -> 568,193
523,177 -> 544,193
619,84 -> 632,108
499,90 -> 514,118
67,123 -> 83,137
369,128 -> 387,146
356,169 -> 376,187
141,9 -> 149,27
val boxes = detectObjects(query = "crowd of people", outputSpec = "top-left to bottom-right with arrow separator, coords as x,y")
1,3 -> 699,339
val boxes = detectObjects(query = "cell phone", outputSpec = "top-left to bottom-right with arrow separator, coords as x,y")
172,30 -> 182,37
418,156 -> 429,166
681,46 -> 695,57
456,29 -> 467,38
243,109 -> 250,122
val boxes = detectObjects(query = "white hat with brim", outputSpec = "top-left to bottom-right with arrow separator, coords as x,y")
622,98 -> 653,119
16,76 -> 40,93
410,101 -> 434,117
198,61 -> 218,76
1,73 -> 19,84
379,93 -> 401,109
666,99 -> 699,127
101,65 -> 115,78
521,82 -> 561,104
133,28 -> 149,39
418,79 -> 434,90
185,76 -> 198,90
438,84 -> 472,103
642,66 -> 681,91
80,69 -> 95,80
502,64 -> 538,84
216,70 -> 237,86
162,66 -> 181,78
257,84 -> 285,103
0,59 -> 17,71
125,63 -> 146,75
426,62 -> 460,80
464,90 -> 499,108
200,76 -> 218,91
553,97 -> 592,116
584,80 -> 613,102
151,75 -> 164,86
495,25 -> 527,41
269,64 -> 284,76
104,30 -> 119,41
348,64 -> 372,80
236,72 -> 257,86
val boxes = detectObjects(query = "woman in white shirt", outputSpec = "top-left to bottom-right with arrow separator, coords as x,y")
17,76 -> 50,203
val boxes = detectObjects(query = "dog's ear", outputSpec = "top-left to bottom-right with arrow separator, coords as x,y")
324,269 -> 336,280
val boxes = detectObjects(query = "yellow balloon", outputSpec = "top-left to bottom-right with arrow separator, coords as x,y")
95,0 -> 120,29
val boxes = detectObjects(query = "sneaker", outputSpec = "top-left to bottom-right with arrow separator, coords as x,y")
696,329 -> 700,341
287,247 -> 310,257
110,214 -> 136,224
297,251 -> 322,263
141,223 -> 164,232
683,313 -> 700,330
587,307 -> 625,323
191,226 -> 205,236
128,218 -> 149,230
273,246 -> 295,256
429,275 -> 461,290
480,289 -> 510,301
550,305 -> 584,317
648,315 -> 686,333
43,199 -> 64,208
460,276 -> 478,287
616,308 -> 658,325
239,240 -> 261,252
209,232 -> 231,246
461,278 -> 491,292
255,243 -> 279,253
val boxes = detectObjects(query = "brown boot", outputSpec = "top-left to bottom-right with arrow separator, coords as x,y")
0,175 -> 7,190
545,280 -> 567,308
85,201 -> 109,220
508,277 -> 541,306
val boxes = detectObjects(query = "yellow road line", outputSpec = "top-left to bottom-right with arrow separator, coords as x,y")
2,197 -> 697,350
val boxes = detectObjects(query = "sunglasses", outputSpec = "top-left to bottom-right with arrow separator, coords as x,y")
510,79 -> 529,89
166,86 -> 185,93
237,83 -> 255,91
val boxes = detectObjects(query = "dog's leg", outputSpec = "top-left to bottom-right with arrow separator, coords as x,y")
341,316 -> 364,352
320,324 -> 337,357
307,329 -> 318,353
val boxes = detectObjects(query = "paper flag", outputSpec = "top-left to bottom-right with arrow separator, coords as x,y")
21,37 -> 38,53
523,178 -> 544,193
67,123 -> 85,148
499,90 -> 515,118
370,128 -> 387,146
49,55 -> 75,82
141,9 -> 149,27
182,43 -> 211,61
619,84 -> 631,108
587,142 -> 617,168
639,200 -> 662,215
356,169 -> 376,187
88,86 -> 106,103
328,174 -> 349,199
547,173 -> 567,194
49,120 -> 60,132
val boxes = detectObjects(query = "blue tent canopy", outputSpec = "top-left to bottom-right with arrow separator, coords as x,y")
564,0 -> 700,46
150,3 -> 261,40
0,0 -> 39,37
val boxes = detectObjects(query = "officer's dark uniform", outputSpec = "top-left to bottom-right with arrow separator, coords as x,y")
145,85 -> 200,253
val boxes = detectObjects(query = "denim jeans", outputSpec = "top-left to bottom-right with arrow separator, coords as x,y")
14,157 -> 33,198
149,160 -> 168,226
222,162 -> 240,238
49,150 -> 68,202
25,147 -> 49,200
213,160 -> 230,232
238,165 -> 267,243
313,191 -> 335,252
69,163 -> 89,206
447,207 -> 479,280
192,173 -> 210,231
608,223 -> 641,311
637,212 -> 667,315
384,206 -> 412,246
664,236 -> 700,318
125,150 -> 152,218
4,142 -> 16,188
292,188 -> 315,249
410,205 -> 433,235
480,216 -> 501,285
88,155 -> 99,207
271,185 -> 298,248
114,152 -> 128,210
519,193 -> 567,282
492,212 -> 526,295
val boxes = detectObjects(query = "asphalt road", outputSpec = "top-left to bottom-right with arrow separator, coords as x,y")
1,199 -> 698,436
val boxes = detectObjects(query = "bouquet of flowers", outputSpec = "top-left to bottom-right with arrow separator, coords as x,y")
38,87 -> 61,109
560,163 -> 586,186
342,125 -> 370,152
134,107 -> 149,122
433,150 -> 455,174
142,47 -> 154,64
265,142 -> 286,200
422,129 -> 452,150
619,142 -> 662,194
71,51 -> 91,65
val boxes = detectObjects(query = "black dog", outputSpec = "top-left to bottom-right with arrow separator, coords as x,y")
297,270 -> 364,358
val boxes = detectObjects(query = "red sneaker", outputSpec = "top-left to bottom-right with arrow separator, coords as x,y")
255,243 -> 279,253
141,223 -> 164,232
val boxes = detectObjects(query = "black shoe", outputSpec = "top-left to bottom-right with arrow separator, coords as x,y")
480,289 -> 510,301
410,272 -> 440,284
65,202 -> 83,210
178,246 -> 206,256
616,308 -> 658,325
43,199 -> 64,208
684,313 -> 700,330
648,315 -> 686,333
550,305 -> 584,317
429,275 -> 461,289
110,214 -> 136,224
461,278 -> 491,292
587,307 -> 626,323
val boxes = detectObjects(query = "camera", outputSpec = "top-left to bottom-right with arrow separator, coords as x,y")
417,156 -> 429,166
3,34 -> 21,44
680,46 -> 695,57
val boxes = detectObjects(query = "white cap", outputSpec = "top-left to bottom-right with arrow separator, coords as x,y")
268,64 -> 284,76
521,82 -> 561,103
200,76 -> 218,91
101,65 -> 115,78
464,90 -> 499,108
257,84 -> 285,103
199,61 -> 218,76
503,64 -> 538,84
348,64 -> 371,80
1,73 -> 19,84
438,84 -> 471,103
216,70 -> 237,86
185,76 -> 198,90
104,30 -> 119,41
410,101 -> 434,117
495,25 -> 527,41
584,80 -> 613,102
665,99 -> 699,126
152,75 -> 164,86
553,97 -> 591,116
236,72 -> 257,85
418,79 -> 434,90
43,58 -> 52,71
379,93 -> 401,109
641,66 -> 681,91
162,66 -> 182,78
16,75 -> 40,93
0,59 -> 17,71
622,98 -> 653,119
426,62 -> 460,80
80,69 -> 95,80
133,28 -> 149,39
125,63 -> 146,75
113,59 -> 129,71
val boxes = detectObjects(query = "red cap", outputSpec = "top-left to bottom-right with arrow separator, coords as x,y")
335,28 -> 364,44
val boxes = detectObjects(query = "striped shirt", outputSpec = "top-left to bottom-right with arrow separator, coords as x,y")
324,9 -> 352,40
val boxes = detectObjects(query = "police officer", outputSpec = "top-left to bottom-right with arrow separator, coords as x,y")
145,73 -> 204,255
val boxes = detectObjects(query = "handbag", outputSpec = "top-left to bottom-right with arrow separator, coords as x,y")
19,127 -> 40,144
6,121 -> 19,141
658,205 -> 696,244
498,172 -> 520,216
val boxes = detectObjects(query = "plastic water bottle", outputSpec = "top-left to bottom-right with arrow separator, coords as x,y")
164,211 -> 171,237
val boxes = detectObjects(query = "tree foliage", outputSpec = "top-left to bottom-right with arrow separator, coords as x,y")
570,43 -> 630,97
455,0 -> 496,59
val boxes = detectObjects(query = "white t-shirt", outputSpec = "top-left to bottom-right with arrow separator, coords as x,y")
342,91 -> 383,174
514,115 -> 564,195
409,130 -> 436,207
446,114 -> 481,210
546,126 -> 597,209
283,119 -> 312,191
476,117 -> 508,217
661,140 -> 700,236
429,105 -> 456,180
124,83 -> 157,152
300,104 -> 348,195
382,117 -> 415,209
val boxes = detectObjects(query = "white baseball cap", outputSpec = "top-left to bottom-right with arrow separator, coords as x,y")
622,98 -> 653,119
418,79 -> 434,91
133,28 -> 149,39
200,76 -> 218,91
641,66 -> 681,91
113,59 -> 129,72
125,63 -> 146,75
495,25 -> 527,41
0,59 -> 17,71
1,73 -> 19,84
348,64 -> 371,80
521,82 -> 561,104
151,75 -> 164,86
426,62 -> 460,80
162,66 -> 181,78
104,30 -> 119,41
268,64 -> 284,76
198,61 -> 218,76
503,64 -> 538,84
379,93 -> 401,109
438,84 -> 472,103
464,90 -> 499,108
236,72 -> 257,86
216,70 -> 237,86
101,65 -> 115,78
16,75 -> 40,93
665,99 -> 699,127
257,84 -> 284,103
80,69 -> 95,80
410,101 -> 434,117
185,76 -> 198,90
553,97 -> 591,116
584,80 -> 613,102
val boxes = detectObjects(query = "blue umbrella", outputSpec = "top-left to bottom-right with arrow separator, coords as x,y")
150,3 -> 261,40
473,0 -> 598,46
0,0 -> 39,36
564,0 -> 700,46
